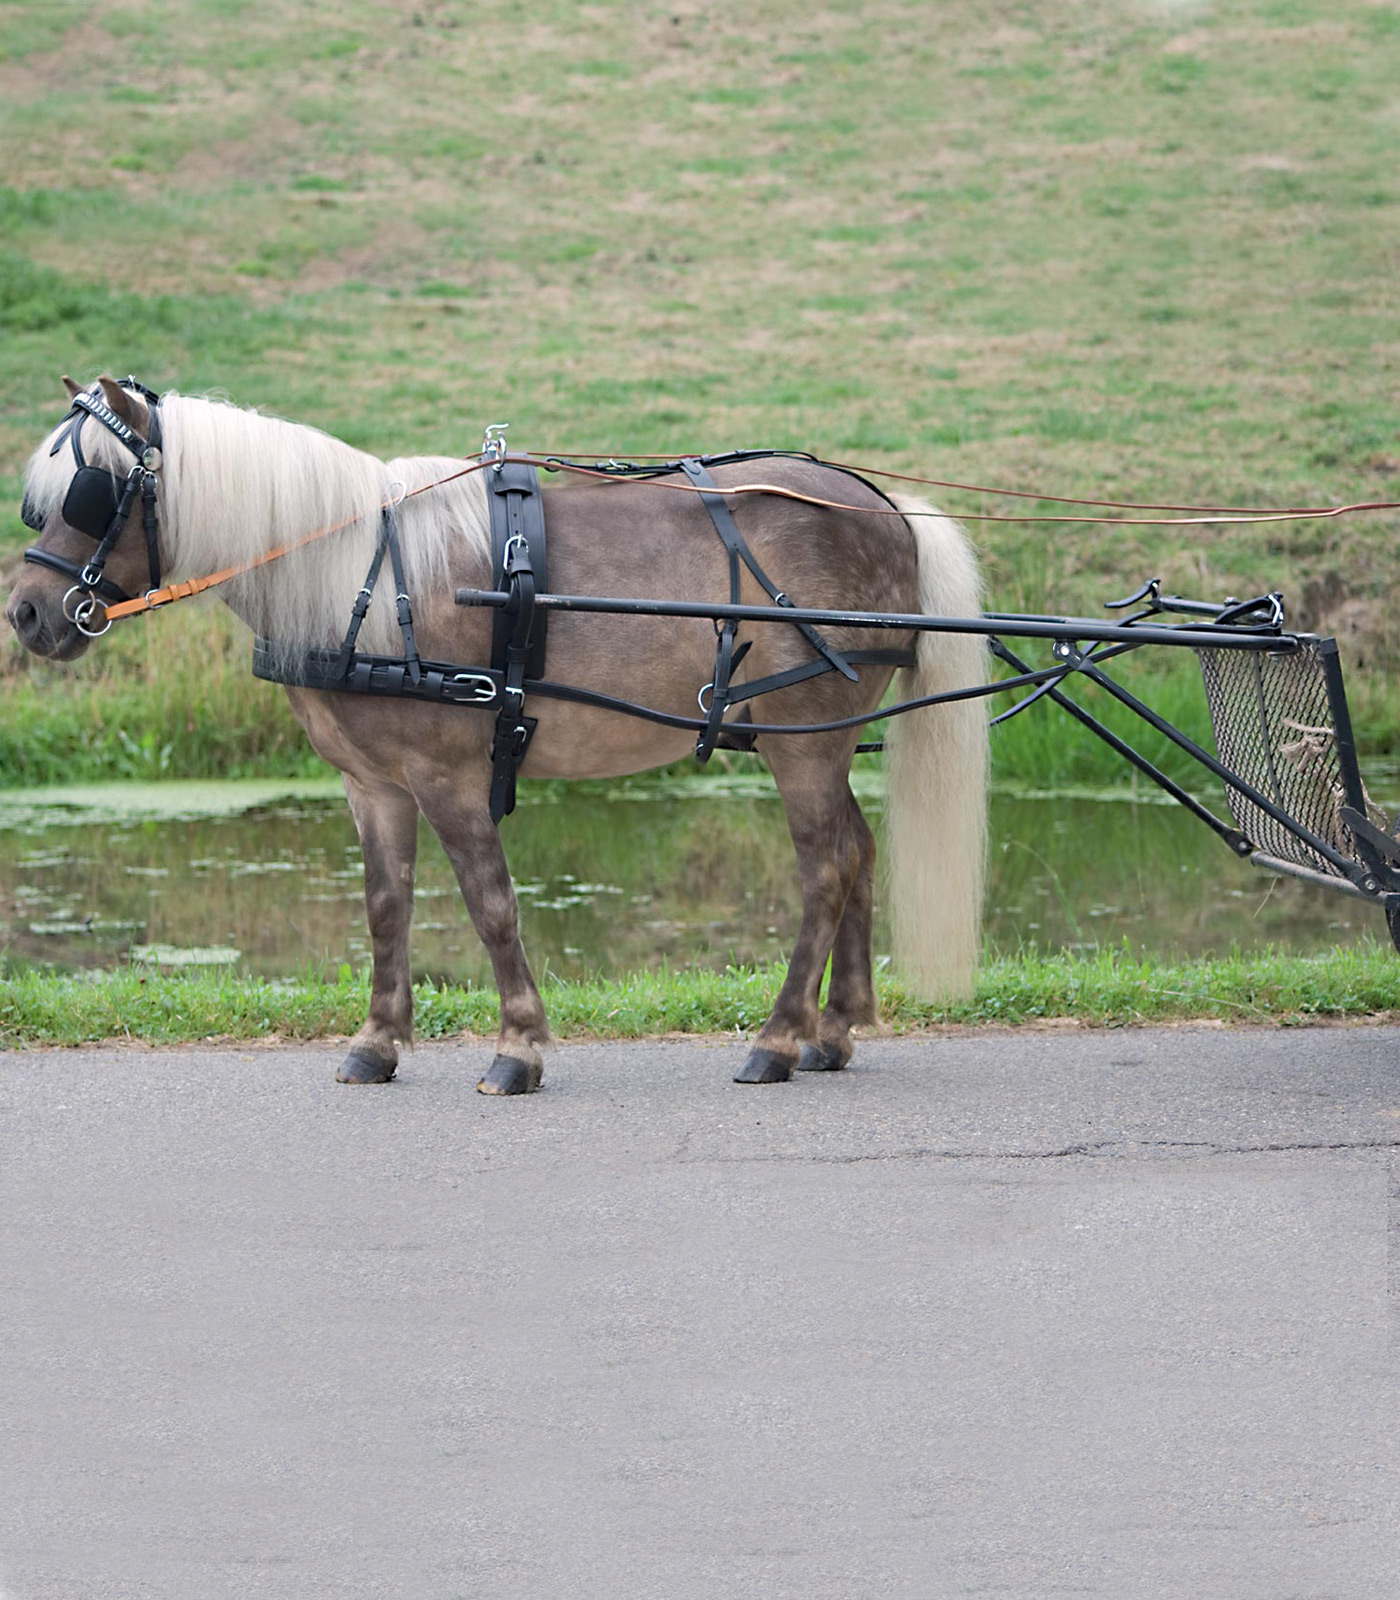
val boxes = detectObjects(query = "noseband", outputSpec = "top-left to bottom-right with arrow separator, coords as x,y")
21,378 -> 164,637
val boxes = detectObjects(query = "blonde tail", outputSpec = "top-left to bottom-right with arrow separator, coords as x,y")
883,494 -> 989,999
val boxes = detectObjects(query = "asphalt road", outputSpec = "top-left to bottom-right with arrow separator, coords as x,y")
3,1026 -> 1398,1600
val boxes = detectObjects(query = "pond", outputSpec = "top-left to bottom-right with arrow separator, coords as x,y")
0,773 -> 1392,981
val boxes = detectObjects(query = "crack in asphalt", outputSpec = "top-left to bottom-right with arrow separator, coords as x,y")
678,1137 -> 1400,1166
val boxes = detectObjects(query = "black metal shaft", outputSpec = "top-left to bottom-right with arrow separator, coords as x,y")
454,587 -> 1300,653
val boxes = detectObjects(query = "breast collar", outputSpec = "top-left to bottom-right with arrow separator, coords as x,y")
21,378 -> 165,637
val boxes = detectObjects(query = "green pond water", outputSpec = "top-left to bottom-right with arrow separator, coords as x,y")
0,775 -> 1392,981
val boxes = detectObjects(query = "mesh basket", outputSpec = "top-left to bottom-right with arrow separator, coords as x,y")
1195,640 -> 1363,877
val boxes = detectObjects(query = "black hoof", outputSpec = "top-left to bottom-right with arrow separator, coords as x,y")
797,1042 -> 850,1072
336,1048 -> 396,1085
734,1048 -> 793,1084
477,1055 -> 543,1096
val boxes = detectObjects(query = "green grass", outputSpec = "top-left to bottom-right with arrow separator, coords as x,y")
3,0 -> 1400,786
6,945 -> 1400,1048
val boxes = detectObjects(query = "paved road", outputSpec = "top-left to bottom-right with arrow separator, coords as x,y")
3,1026 -> 1398,1600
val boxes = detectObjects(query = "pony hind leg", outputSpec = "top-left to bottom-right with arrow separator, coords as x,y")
797,785 -> 878,1074
337,775 -> 420,1084
737,739 -> 865,1085
414,779 -> 550,1096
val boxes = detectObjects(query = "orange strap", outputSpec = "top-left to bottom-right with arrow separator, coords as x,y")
102,460 -> 488,620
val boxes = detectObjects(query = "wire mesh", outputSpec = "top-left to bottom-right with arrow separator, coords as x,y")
1195,642 -> 1360,876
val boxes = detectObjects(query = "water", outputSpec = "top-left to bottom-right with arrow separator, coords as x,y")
0,776 -> 1391,980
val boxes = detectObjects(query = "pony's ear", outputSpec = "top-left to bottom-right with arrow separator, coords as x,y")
62,374 -> 84,399
97,374 -> 149,435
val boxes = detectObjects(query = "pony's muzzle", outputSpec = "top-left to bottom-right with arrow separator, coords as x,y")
5,576 -> 91,660
6,592 -> 41,649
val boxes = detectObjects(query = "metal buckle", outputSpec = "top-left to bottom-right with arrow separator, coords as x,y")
443,672 -> 497,705
482,424 -> 510,472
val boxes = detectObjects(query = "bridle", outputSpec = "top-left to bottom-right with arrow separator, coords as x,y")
20,378 -> 165,638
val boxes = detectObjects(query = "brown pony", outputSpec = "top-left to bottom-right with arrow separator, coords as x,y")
8,377 -> 988,1092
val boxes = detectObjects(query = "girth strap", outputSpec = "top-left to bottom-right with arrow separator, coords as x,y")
488,461 -> 550,823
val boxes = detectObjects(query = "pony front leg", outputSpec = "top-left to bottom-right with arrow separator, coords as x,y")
337,775 -> 420,1085
415,782 -> 550,1095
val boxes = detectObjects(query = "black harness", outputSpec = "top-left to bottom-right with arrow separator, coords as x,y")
22,393 -> 913,822
22,379 -> 165,633
487,458 -> 550,822
254,445 -> 915,823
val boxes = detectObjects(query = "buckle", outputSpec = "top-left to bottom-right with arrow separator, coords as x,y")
443,672 -> 497,705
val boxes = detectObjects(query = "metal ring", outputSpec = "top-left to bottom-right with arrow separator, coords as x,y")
63,586 -> 111,638
697,681 -> 715,713
387,478 -> 406,506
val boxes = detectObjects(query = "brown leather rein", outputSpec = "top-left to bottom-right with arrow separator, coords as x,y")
100,450 -> 1400,627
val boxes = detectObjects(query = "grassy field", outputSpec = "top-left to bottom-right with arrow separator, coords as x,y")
2,0 -> 1399,788
6,944 -> 1400,1047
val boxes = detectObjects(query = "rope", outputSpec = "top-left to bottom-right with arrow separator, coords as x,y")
528,448 -> 1400,519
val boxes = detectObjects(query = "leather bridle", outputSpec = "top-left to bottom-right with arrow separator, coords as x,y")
21,378 -> 165,637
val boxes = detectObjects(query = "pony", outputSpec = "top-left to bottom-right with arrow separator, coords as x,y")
8,376 -> 988,1093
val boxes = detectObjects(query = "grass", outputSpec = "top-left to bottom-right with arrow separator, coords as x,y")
3,0 -> 1400,788
5,945 -> 1400,1048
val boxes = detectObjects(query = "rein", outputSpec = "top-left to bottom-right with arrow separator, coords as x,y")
23,387 -> 1400,640
86,455 -> 1400,629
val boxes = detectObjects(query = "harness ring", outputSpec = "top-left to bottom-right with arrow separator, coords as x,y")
62,586 -> 112,638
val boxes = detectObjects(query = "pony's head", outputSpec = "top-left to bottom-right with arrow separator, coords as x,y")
7,375 -> 165,661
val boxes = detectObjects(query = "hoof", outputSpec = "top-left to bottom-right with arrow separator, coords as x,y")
734,1048 -> 793,1084
477,1055 -> 543,1096
797,1042 -> 850,1072
336,1047 -> 396,1085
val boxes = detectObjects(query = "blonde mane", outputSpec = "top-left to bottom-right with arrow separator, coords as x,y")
23,387 -> 491,658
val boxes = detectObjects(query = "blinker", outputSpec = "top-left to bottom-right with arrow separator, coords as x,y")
20,376 -> 164,612
61,465 -> 125,541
